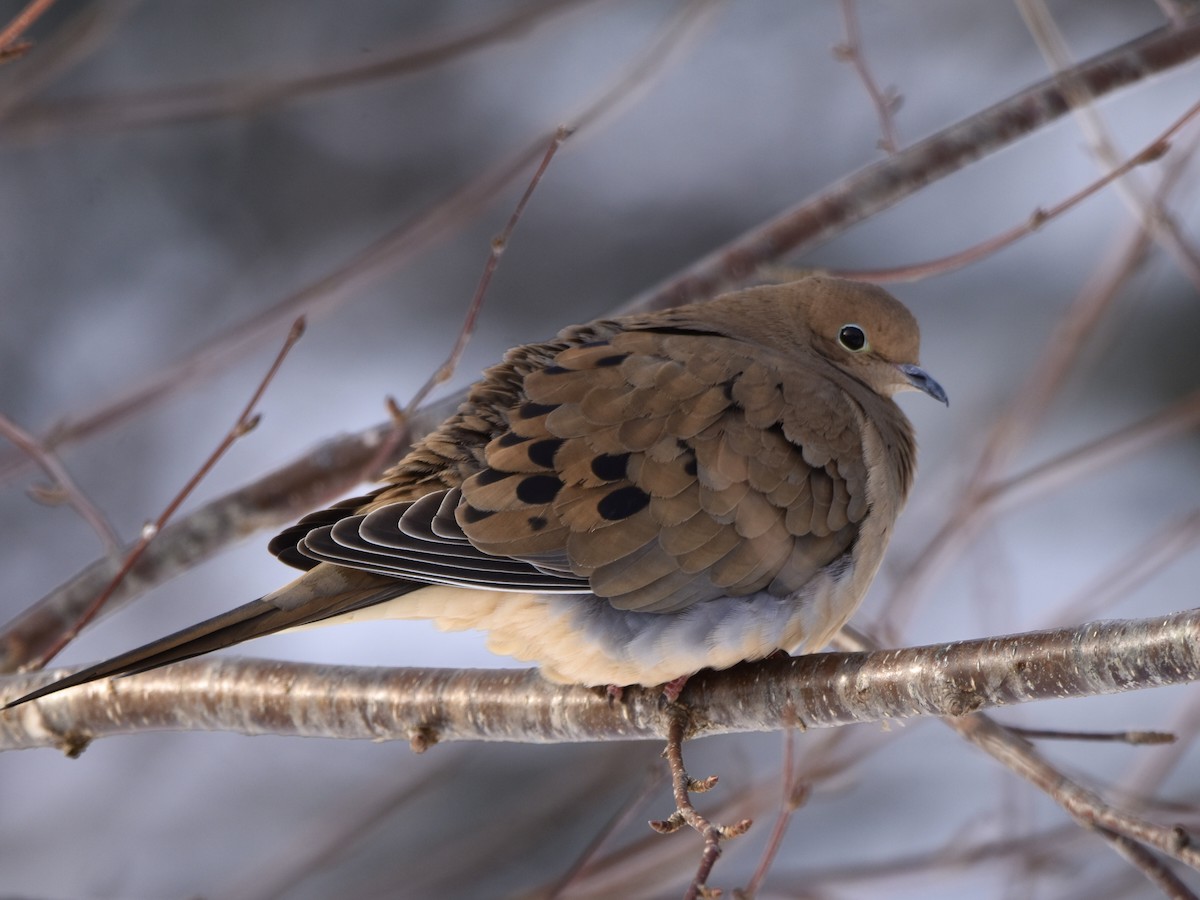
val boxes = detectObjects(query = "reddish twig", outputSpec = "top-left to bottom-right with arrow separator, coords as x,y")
883,139 -> 1199,632
33,317 -> 305,668
985,390 -> 1200,511
834,0 -> 901,153
0,409 -> 426,673
0,0 -> 55,60
834,95 -> 1199,284
401,126 -> 572,416
0,0 -> 717,486
0,412 -> 120,556
626,17 -> 1200,312
1017,0 -> 1200,292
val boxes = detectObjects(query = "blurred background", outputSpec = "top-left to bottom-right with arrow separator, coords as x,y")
1,1 -> 1199,897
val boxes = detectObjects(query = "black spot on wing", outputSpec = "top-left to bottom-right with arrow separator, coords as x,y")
516,474 -> 564,505
597,485 -> 650,521
497,432 -> 528,448
518,401 -> 558,419
527,438 -> 563,468
591,452 -> 630,482
474,467 -> 509,486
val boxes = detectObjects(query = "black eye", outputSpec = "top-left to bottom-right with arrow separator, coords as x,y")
838,324 -> 868,352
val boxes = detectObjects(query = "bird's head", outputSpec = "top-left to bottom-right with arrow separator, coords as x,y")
719,276 -> 948,405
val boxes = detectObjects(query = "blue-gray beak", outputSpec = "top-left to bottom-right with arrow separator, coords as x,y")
898,363 -> 948,406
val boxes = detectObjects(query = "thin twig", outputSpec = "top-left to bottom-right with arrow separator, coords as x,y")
785,823 -> 1085,888
834,0 -> 901,153
238,753 -> 464,900
0,0 -> 596,136
1017,0 -> 1200,291
1125,693 -> 1200,805
0,2 -> 138,121
887,386 -> 1200,642
0,412 -> 121,555
832,95 -> 1200,284
0,0 -> 56,59
884,144 -> 1200,632
1092,826 -> 1198,899
1094,830 -> 1195,900
32,318 -> 305,668
832,627 -> 1200,879
401,126 -> 572,416
986,389 -> 1200,510
626,16 -> 1200,311
1005,727 -> 1175,745
0,0 -> 719,486
957,711 -> 1200,878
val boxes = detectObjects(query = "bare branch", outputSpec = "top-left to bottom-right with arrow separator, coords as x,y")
0,0 -> 719,484
831,98 -> 1200,284
950,714 -> 1200,875
626,16 -> 1200,311
0,412 -> 120,555
402,126 -> 572,415
5,608 -> 1200,752
1092,827 -> 1198,900
0,0 -> 596,136
32,318 -> 306,668
1018,0 -> 1200,291
649,709 -> 752,900
0,0 -> 57,60
0,405 -> 453,672
1005,727 -> 1176,746
835,0 -> 902,153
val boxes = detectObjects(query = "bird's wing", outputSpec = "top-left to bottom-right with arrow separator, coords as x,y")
291,327 -> 873,614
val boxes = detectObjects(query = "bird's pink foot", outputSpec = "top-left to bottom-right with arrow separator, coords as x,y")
661,675 -> 690,702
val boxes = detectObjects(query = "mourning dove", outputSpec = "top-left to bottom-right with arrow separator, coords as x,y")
7,276 -> 945,706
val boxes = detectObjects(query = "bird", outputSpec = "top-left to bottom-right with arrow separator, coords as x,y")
6,275 -> 946,708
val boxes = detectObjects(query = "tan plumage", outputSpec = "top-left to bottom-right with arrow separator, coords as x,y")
7,276 -> 946,705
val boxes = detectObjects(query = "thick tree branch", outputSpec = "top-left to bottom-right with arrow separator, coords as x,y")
4,608 -> 1199,753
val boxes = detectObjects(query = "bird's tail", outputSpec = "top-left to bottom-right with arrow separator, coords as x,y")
4,565 -> 413,709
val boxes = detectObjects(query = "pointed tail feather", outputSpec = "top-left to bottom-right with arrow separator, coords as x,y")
4,565 -> 415,709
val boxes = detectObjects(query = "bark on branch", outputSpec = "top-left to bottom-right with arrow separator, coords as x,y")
4,608 -> 1198,754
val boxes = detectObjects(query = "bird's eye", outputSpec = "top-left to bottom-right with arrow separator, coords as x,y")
838,324 -> 868,352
